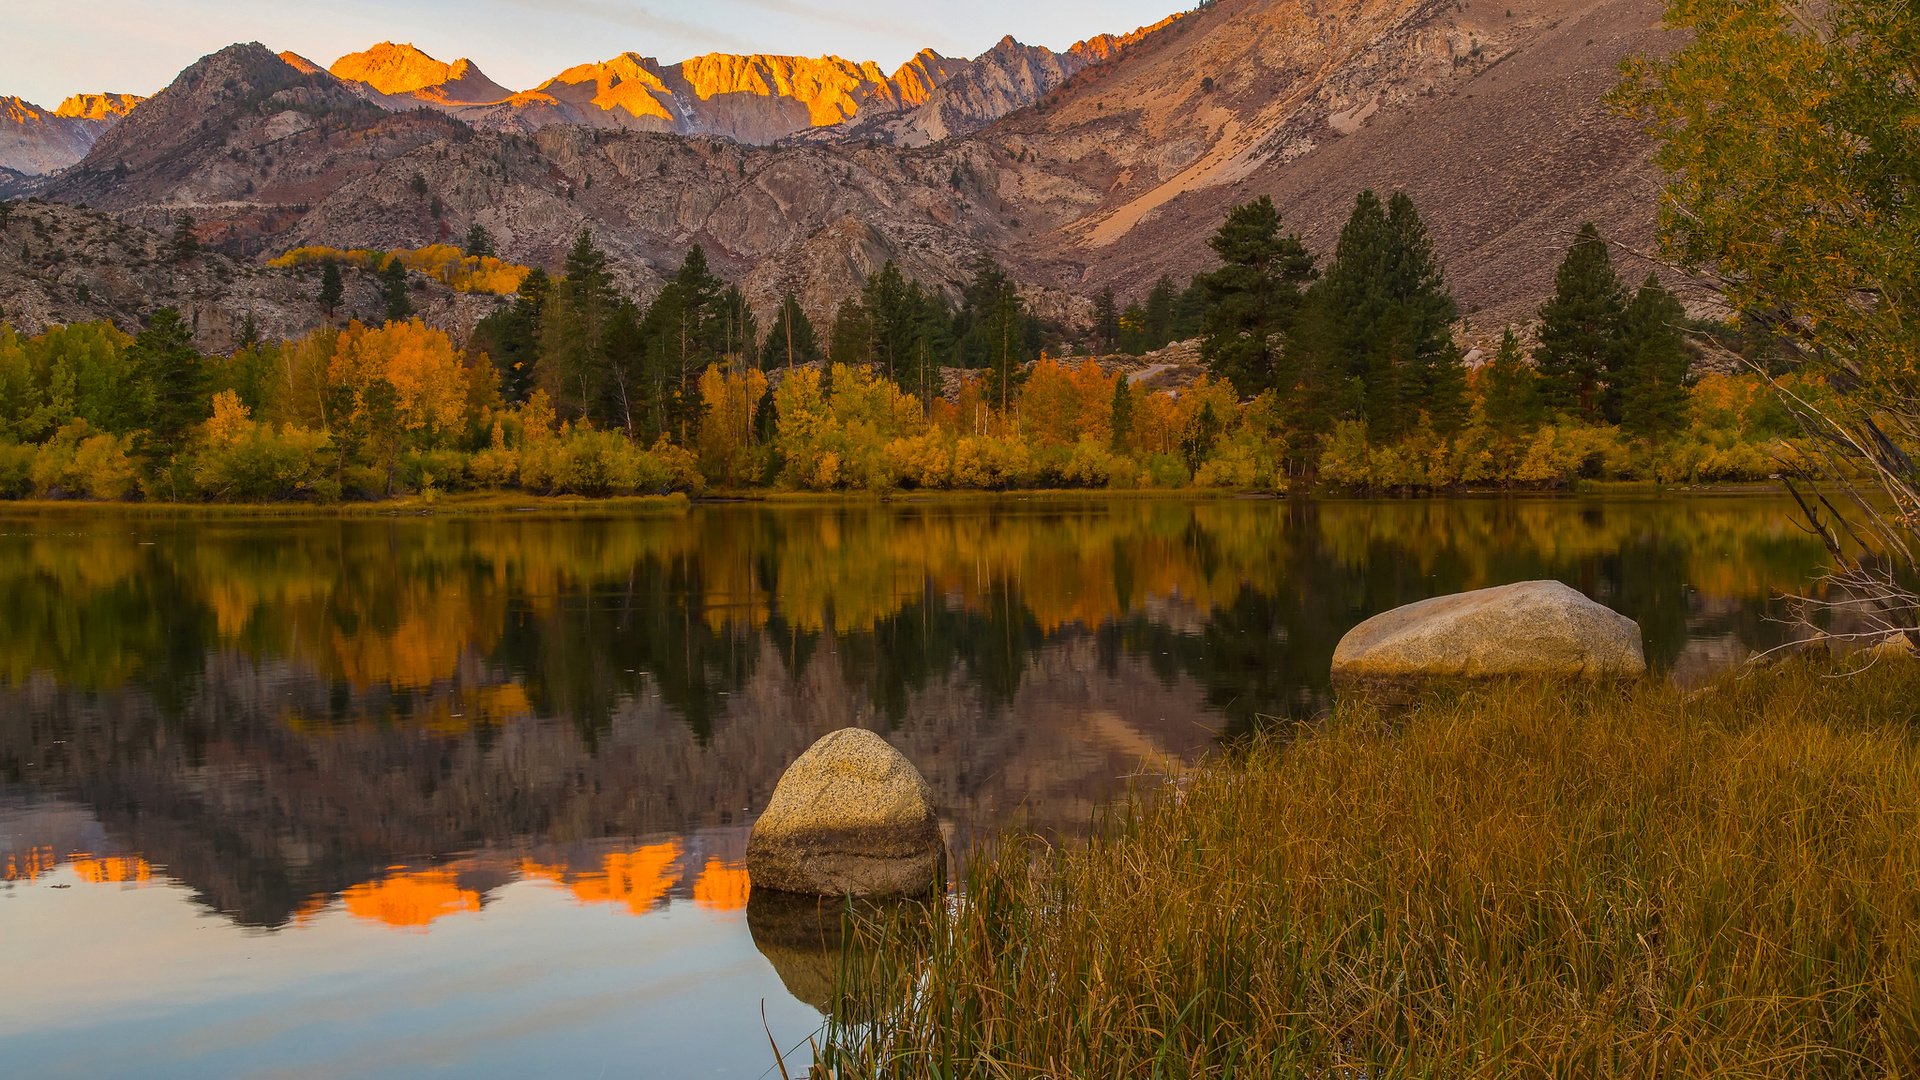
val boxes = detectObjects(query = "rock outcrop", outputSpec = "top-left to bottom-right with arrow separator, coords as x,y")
1331,580 -> 1646,697
746,728 -> 945,898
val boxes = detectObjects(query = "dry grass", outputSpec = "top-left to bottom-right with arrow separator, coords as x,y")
819,659 -> 1920,1078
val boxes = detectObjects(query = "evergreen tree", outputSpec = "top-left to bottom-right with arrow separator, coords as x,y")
864,261 -> 915,383
381,258 -> 413,322
318,259 -> 344,316
1093,288 -> 1119,354
1196,196 -> 1318,397
760,293 -> 823,370
1291,190 -> 1464,440
130,308 -> 207,468
1143,276 -> 1178,351
957,256 -> 1031,411
538,229 -> 620,421
169,213 -> 199,262
600,298 -> 648,436
1618,274 -> 1692,440
1171,277 -> 1210,341
1480,328 -> 1544,436
1383,192 -> 1467,434
1534,222 -> 1628,422
471,268 -> 546,404
464,224 -> 495,258
829,297 -> 872,366
1109,373 -> 1134,452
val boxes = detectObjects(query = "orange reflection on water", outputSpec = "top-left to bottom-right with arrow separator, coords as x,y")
4,845 -> 57,882
691,858 -> 750,913
342,869 -> 481,929
67,854 -> 152,884
522,842 -> 683,915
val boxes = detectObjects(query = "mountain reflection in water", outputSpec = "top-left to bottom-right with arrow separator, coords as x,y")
0,496 -> 1827,1077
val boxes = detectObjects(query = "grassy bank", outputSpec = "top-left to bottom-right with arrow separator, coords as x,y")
0,492 -> 692,519
822,659 -> 1920,1077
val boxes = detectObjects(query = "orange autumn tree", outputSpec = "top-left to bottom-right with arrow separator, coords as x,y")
329,320 -> 479,439
1019,357 -> 1116,449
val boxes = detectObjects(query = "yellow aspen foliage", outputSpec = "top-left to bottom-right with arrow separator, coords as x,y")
696,363 -> 768,487
331,320 -> 471,436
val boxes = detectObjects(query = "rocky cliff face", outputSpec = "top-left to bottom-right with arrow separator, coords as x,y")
329,42 -> 513,105
0,92 -> 142,175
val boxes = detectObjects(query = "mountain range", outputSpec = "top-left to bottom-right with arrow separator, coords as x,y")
0,0 -> 1674,351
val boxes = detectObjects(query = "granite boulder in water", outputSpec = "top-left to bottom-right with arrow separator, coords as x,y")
747,728 -> 945,898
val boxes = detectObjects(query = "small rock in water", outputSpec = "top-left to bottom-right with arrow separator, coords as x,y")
747,728 -> 945,898
1331,580 -> 1646,700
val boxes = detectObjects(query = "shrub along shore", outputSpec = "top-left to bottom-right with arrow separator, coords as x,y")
818,658 -> 1920,1077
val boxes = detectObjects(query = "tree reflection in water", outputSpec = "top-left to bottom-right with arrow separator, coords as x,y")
0,497 -> 1824,930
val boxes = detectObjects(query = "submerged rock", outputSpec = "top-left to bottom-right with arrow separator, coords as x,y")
1331,580 -> 1646,699
747,728 -> 945,898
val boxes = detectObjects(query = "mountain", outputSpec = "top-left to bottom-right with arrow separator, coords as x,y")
29,0 -> 1673,343
321,35 -> 1135,146
0,92 -> 142,175
329,42 -> 513,106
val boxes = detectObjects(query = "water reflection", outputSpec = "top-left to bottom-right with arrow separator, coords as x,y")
0,497 -> 1829,1074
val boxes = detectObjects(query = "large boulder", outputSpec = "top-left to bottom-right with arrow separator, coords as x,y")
1331,580 -> 1646,698
747,728 -> 945,898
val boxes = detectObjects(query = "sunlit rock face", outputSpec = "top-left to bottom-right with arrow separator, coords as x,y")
0,92 -> 142,175
329,42 -> 513,105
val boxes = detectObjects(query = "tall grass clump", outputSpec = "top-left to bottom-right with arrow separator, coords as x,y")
817,659 -> 1920,1077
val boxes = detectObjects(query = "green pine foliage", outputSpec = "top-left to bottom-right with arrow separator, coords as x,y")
760,293 -> 824,371
380,258 -> 412,322
1196,196 -> 1317,397
1619,274 -> 1692,440
1535,223 -> 1629,422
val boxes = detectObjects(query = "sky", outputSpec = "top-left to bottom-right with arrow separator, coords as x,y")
7,0 -> 1182,107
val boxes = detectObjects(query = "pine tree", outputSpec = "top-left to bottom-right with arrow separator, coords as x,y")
760,293 -> 823,370
864,261 -> 914,384
464,224 -> 494,258
1143,276 -> 1178,350
1481,327 -> 1544,436
381,258 -> 412,322
1109,373 -> 1134,452
471,268 -> 546,404
1534,222 -> 1628,422
1384,192 -> 1466,434
538,229 -> 620,422
130,308 -> 207,469
1196,195 -> 1318,397
829,297 -> 873,366
1618,274 -> 1692,440
1291,191 -> 1463,441
169,213 -> 199,262
957,256 -> 1031,411
317,259 -> 344,316
1093,288 -> 1119,354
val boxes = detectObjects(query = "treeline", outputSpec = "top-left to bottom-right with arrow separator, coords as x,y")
0,193 -> 1809,502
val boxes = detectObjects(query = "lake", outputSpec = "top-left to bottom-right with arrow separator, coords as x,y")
0,495 -> 1829,1077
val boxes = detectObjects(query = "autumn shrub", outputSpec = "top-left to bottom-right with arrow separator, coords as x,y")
1141,452 -> 1191,488
0,442 -> 32,498
952,434 -> 1036,489
400,448 -> 472,493
193,391 -> 331,501
886,432 -> 954,489
30,420 -> 137,499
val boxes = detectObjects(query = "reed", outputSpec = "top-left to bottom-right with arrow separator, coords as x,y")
818,658 -> 1920,1077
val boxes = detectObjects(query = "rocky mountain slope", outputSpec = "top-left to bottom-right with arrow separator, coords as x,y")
0,92 -> 142,175
0,199 -> 502,351
22,0 -> 1673,343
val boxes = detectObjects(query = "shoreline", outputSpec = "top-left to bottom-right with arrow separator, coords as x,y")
0,482 -> 1802,519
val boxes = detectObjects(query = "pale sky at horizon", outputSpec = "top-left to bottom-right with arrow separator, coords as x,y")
7,0 -> 1184,108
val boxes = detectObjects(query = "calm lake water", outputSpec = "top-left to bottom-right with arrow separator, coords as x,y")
0,496 -> 1829,1077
